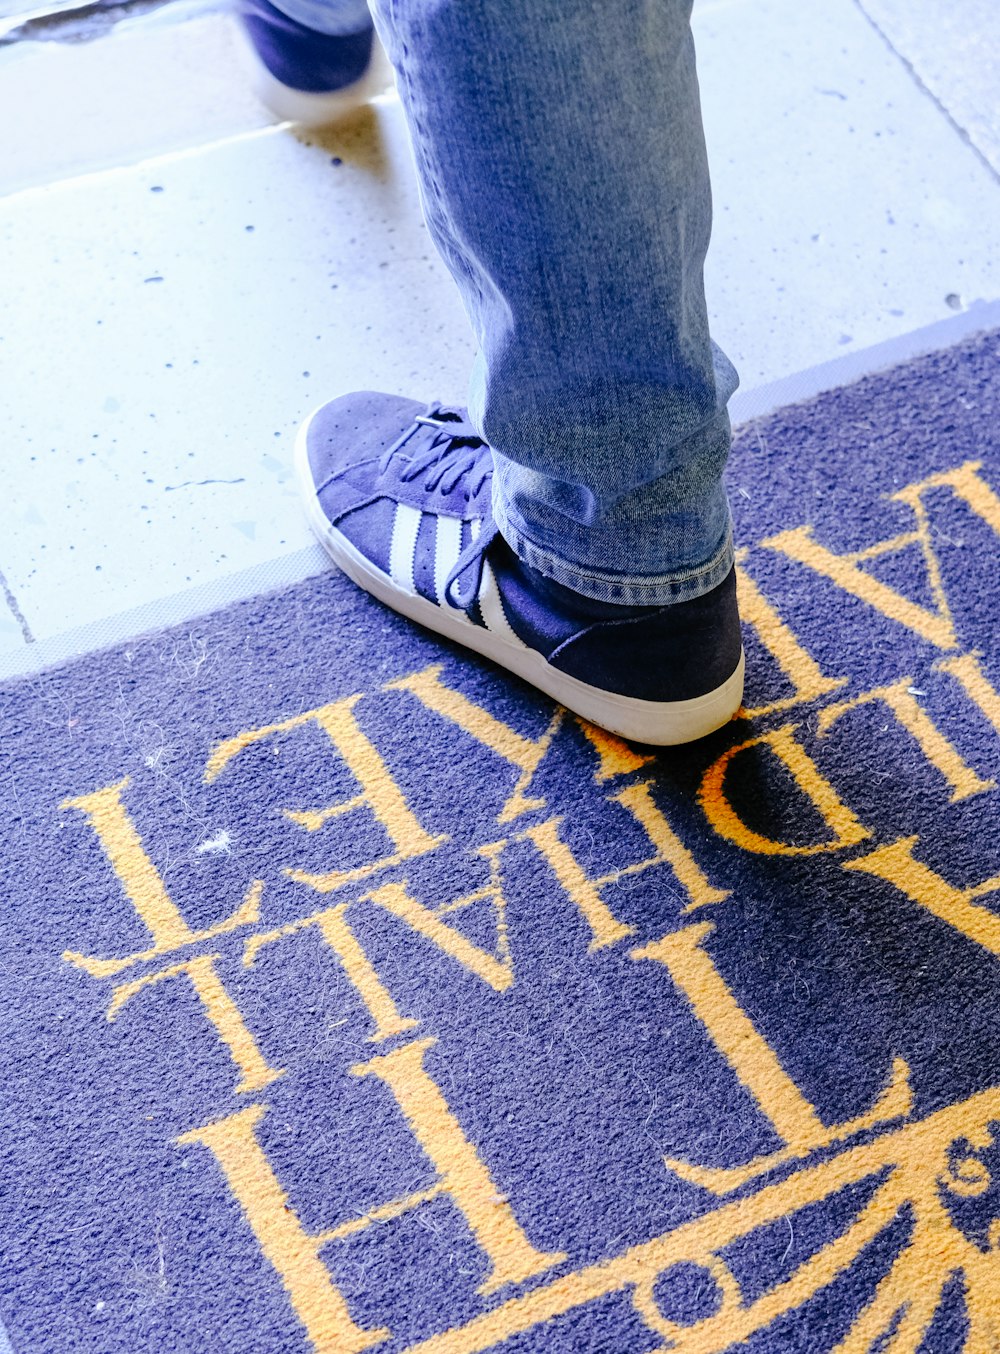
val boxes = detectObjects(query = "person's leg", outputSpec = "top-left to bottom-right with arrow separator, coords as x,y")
369,0 -> 738,606
294,0 -> 744,741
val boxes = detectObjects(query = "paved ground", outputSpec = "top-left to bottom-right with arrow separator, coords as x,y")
1,0 -> 999,654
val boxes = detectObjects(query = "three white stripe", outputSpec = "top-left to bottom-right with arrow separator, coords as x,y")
387,505 -> 525,646
388,503 -> 422,595
479,560 -> 528,649
433,515 -> 463,605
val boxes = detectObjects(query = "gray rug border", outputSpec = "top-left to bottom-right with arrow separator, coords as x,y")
2,298 -> 999,688
727,298 -> 1000,423
0,543 -> 332,685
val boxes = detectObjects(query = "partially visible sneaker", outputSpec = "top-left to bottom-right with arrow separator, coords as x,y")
233,0 -> 391,127
295,393 -> 745,745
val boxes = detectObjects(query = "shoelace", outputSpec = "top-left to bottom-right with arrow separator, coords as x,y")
381,405 -> 500,611
379,406 -> 491,497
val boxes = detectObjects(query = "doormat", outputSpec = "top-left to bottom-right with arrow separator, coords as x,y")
2,331 -> 1000,1352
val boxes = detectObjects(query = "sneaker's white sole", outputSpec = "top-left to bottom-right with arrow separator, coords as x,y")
232,22 -> 394,128
294,415 -> 745,745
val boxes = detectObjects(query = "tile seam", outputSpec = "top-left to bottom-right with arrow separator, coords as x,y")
850,0 -> 1000,190
0,564 -> 34,644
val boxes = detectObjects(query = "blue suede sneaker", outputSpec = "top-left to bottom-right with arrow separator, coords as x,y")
295,394 -> 745,744
233,0 -> 390,127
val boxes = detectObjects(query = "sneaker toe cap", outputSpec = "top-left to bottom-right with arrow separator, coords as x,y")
302,391 -> 424,491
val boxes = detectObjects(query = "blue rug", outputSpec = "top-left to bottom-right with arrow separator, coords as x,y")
3,331 -> 1000,1353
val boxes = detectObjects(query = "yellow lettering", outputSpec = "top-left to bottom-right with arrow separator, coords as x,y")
760,462 -> 1000,653
735,552 -> 848,717
109,953 -> 282,1094
395,1086 -> 996,1354
204,695 -> 445,892
633,923 -> 823,1152
609,781 -> 729,912
845,835 -> 1000,957
61,778 -> 262,978
897,459 -> 1000,537
177,1104 -> 388,1353
521,784 -> 728,946
816,677 -> 994,803
244,905 -> 419,1043
573,718 -> 655,781
386,665 -> 561,822
64,778 -> 189,947
352,1038 -> 566,1294
632,923 -> 911,1192
360,876 -> 512,992
699,724 -> 871,855
518,818 -> 635,951
937,652 -> 1000,737
761,495 -> 951,653
248,839 -> 512,1028
387,667 -> 656,818
762,520 -> 956,649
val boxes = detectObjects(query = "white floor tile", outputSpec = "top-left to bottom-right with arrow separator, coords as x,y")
0,103 -> 475,642
0,12 -> 275,195
854,0 -> 1000,178
693,0 -> 1000,385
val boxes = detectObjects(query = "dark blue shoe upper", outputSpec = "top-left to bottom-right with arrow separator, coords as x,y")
492,546 -> 742,702
237,0 -> 374,93
303,393 -> 742,703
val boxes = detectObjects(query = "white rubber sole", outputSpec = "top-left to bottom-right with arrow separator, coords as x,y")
232,22 -> 394,128
294,413 -> 745,745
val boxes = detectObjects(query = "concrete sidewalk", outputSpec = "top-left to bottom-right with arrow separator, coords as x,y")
1,0 -> 999,654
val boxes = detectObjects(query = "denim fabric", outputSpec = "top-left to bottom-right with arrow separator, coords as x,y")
268,0 -> 739,603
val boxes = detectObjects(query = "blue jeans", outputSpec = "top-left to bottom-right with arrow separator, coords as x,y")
275,0 -> 739,605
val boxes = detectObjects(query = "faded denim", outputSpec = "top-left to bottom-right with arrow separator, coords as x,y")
274,0 -> 739,603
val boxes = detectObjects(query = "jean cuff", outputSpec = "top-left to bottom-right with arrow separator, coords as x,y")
492,495 -> 735,606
